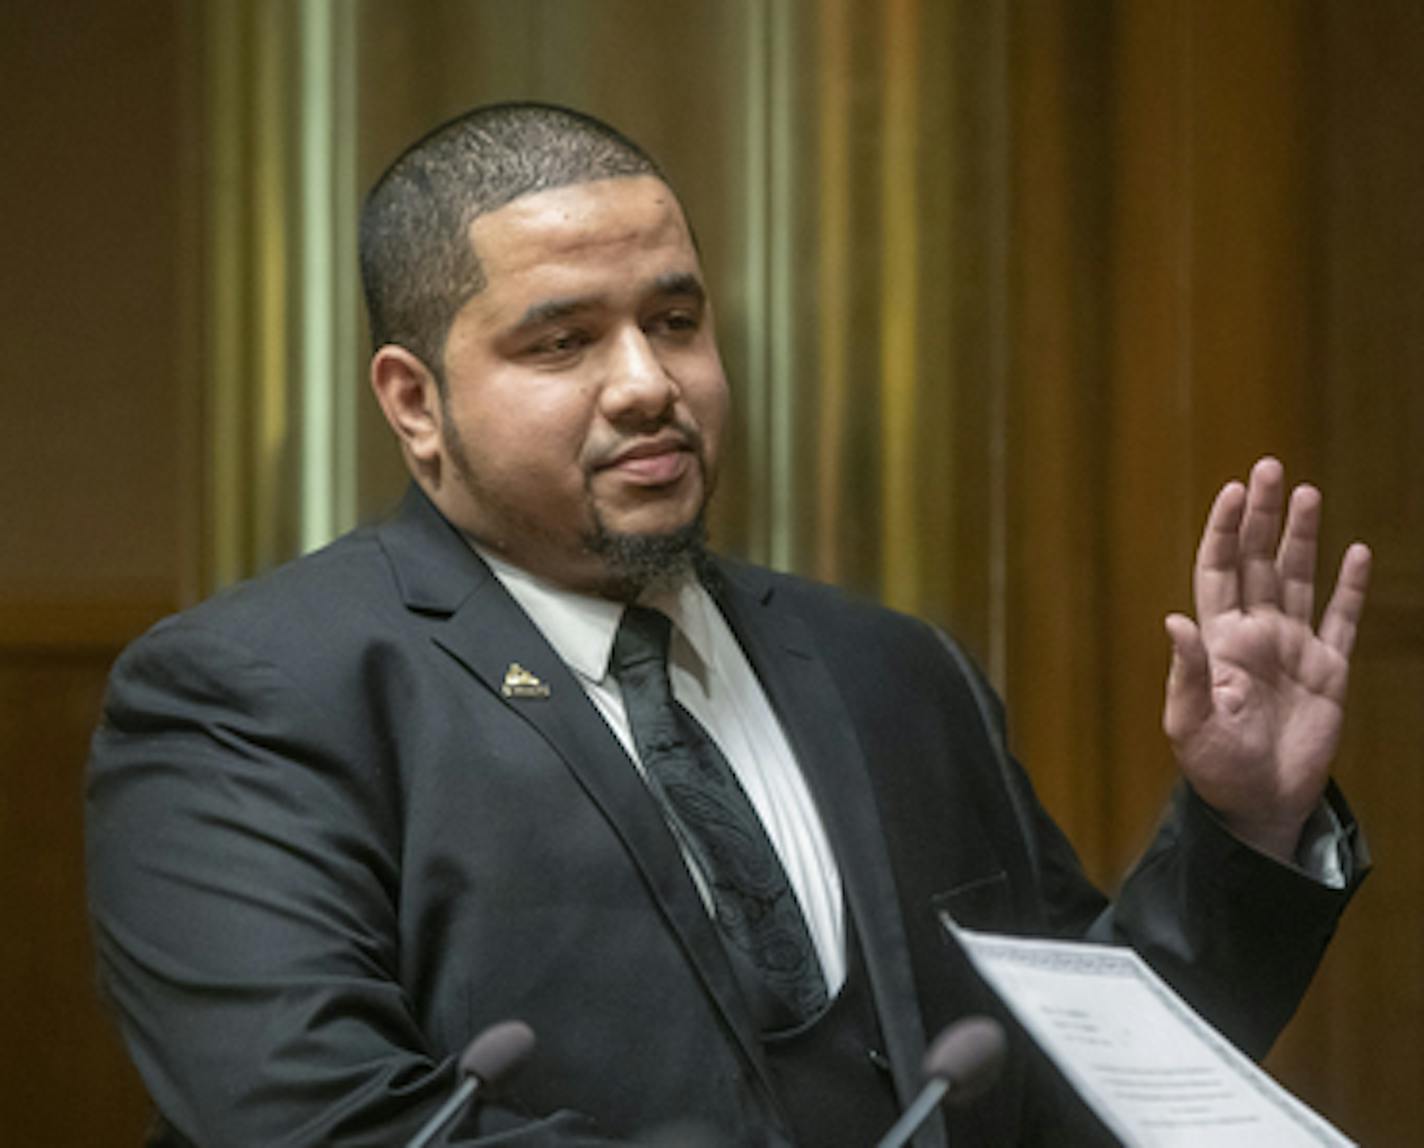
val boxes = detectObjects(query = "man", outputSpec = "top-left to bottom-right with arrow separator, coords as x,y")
87,102 -> 1372,1147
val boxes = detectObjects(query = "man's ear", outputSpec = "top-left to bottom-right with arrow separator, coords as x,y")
370,345 -> 444,469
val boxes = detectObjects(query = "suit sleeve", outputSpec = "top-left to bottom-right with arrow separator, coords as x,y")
86,620 -> 615,1148
936,627 -> 1368,1061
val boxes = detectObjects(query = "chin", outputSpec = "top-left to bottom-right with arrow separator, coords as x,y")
598,494 -> 706,539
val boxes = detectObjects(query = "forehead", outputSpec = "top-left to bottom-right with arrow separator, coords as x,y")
466,175 -> 699,290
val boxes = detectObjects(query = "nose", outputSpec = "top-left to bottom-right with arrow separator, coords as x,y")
600,326 -> 677,427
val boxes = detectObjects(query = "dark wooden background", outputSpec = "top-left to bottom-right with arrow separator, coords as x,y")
1,2 -> 1419,1144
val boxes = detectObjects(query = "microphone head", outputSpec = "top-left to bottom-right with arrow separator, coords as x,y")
921,1016 -> 1006,1105
458,1020 -> 536,1089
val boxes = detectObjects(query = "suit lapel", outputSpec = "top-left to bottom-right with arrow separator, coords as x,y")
377,488 -> 779,1101
714,562 -> 943,1146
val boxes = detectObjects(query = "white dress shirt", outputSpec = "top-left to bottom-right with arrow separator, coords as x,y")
476,549 -> 848,994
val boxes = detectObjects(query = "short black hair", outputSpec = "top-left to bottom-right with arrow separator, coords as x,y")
359,101 -> 664,379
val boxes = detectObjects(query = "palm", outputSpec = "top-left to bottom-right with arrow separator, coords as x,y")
1163,459 -> 1370,861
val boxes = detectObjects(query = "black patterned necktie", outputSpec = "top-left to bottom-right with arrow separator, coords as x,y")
611,605 -> 829,1029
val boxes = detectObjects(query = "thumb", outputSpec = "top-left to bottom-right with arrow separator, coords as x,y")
1163,613 -> 1213,742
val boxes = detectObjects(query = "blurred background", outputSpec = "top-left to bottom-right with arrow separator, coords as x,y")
2,1 -> 1420,1143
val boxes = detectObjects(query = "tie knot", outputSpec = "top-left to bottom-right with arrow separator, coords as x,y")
611,605 -> 673,681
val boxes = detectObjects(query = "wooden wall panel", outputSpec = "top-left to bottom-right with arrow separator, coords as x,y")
1007,0 -> 1117,875
0,649 -> 152,1144
1105,0 -> 1321,868
0,1 -> 197,1141
1268,4 -> 1424,1143
0,1 -> 197,604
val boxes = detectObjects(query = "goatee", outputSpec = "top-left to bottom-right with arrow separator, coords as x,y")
586,513 -> 712,601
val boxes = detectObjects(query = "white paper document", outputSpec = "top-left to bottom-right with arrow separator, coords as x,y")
941,918 -> 1354,1147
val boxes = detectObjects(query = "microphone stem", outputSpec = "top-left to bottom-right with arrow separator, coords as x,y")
406,1076 -> 478,1148
874,1078 -> 949,1148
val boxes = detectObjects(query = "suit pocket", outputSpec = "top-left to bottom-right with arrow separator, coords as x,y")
930,870 -> 1013,933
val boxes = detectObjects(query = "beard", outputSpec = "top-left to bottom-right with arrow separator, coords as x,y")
584,508 -> 711,601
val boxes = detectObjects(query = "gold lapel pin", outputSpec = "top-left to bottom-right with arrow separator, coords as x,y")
501,662 -> 551,699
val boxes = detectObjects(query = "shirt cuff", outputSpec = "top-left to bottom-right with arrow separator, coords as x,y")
1295,800 -> 1348,889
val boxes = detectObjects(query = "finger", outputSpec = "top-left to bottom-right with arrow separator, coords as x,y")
1194,480 -> 1248,622
1276,483 -> 1321,623
1238,456 -> 1286,609
1318,542 -> 1372,658
1162,613 -> 1214,743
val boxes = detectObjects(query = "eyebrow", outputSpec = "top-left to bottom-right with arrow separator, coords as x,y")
513,296 -> 598,332
651,272 -> 706,304
510,273 -> 707,334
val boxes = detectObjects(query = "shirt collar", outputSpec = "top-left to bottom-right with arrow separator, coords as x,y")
644,576 -> 719,680
471,544 -> 718,684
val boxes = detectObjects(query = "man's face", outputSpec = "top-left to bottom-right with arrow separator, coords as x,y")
427,176 -> 729,595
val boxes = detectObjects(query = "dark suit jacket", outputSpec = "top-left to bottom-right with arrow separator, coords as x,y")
85,485 -> 1365,1147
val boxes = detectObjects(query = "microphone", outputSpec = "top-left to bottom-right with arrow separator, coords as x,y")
873,1015 -> 1007,1148
405,1020 -> 537,1148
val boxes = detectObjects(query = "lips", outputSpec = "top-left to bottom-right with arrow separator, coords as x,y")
596,434 -> 695,486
